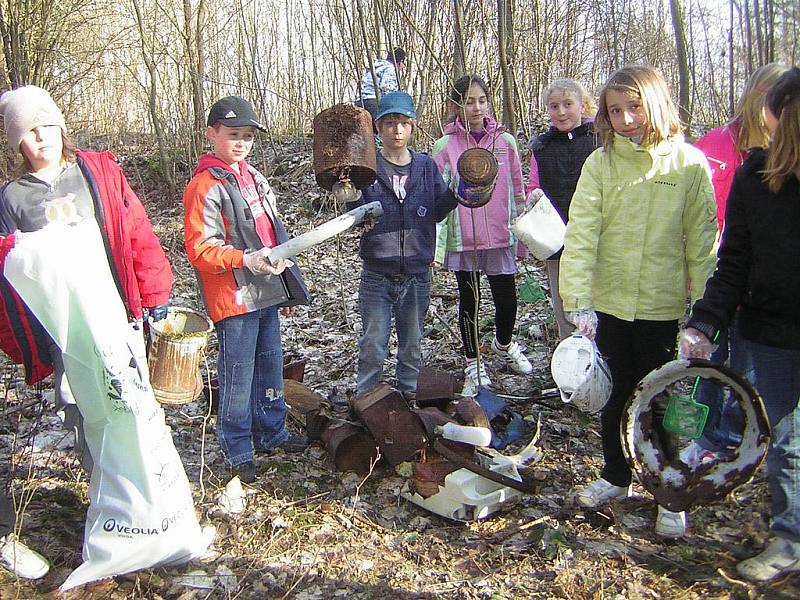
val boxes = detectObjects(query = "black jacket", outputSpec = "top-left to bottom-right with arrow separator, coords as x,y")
687,149 -> 800,349
530,121 -> 598,223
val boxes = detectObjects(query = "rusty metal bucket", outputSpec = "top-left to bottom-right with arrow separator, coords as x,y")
456,147 -> 498,208
321,420 -> 380,475
351,383 -> 428,466
312,104 -> 377,191
148,307 -> 212,405
306,409 -> 380,475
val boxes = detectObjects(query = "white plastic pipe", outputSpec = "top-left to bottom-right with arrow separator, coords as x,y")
435,423 -> 493,447
268,201 -> 383,263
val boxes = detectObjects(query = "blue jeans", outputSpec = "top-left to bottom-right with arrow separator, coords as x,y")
216,307 -> 289,466
357,269 -> 431,395
695,321 -> 752,452
747,340 -> 800,542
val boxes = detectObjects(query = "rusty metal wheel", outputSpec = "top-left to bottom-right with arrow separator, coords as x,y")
621,358 -> 770,512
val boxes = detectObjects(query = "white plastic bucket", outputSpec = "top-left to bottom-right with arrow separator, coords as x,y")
511,191 -> 566,260
550,334 -> 612,413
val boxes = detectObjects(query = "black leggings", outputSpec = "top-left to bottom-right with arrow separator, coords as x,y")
455,271 -> 517,359
595,312 -> 678,487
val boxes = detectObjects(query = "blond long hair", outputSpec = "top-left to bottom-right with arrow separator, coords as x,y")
542,78 -> 597,116
595,65 -> 681,149
732,63 -> 790,151
763,67 -> 800,193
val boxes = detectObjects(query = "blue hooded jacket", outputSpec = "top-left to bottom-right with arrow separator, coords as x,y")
348,150 -> 456,275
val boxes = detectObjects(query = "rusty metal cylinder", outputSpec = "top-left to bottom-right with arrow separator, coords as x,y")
456,147 -> 499,208
312,104 -> 377,191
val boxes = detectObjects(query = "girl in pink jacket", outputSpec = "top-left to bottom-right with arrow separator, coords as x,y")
432,75 -> 528,395
695,62 -> 788,233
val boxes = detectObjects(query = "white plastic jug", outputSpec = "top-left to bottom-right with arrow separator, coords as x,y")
550,334 -> 612,413
511,190 -> 566,260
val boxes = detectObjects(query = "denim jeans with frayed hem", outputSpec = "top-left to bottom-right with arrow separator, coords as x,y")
747,340 -> 800,542
216,307 -> 288,466
357,269 -> 431,395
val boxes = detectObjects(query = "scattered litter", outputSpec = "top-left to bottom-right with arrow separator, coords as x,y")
218,477 -> 246,515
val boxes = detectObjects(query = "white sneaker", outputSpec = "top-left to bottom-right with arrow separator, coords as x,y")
0,534 -> 50,579
736,537 -> 800,582
679,442 -> 718,468
462,358 -> 492,397
491,339 -> 533,374
655,506 -> 687,539
575,478 -> 630,508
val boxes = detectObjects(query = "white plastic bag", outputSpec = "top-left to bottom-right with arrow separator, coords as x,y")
3,220 -> 209,590
511,190 -> 566,259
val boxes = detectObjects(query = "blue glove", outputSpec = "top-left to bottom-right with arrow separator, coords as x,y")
145,303 -> 169,322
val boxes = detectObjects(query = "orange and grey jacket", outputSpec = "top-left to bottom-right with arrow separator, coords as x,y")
183,155 -> 309,323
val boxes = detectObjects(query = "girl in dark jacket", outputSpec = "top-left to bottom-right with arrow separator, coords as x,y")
681,66 -> 800,582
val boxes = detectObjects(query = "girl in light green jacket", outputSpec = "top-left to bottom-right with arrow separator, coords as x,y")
559,65 -> 717,539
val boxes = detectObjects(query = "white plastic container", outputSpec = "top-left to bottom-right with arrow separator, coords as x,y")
401,454 -> 524,521
550,334 -> 612,413
511,190 -> 566,259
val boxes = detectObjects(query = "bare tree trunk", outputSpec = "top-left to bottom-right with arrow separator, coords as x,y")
131,0 -> 175,196
669,0 -> 691,130
183,0 -> 206,159
497,0 -> 517,134
453,0 -> 467,79
356,0 -> 380,102
729,0 -> 735,117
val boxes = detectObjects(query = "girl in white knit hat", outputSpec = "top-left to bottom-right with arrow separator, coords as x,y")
0,86 -> 174,579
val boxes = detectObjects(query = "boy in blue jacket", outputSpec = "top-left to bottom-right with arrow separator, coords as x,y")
344,92 -> 456,395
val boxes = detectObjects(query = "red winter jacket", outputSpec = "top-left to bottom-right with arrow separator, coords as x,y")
0,150 -> 173,383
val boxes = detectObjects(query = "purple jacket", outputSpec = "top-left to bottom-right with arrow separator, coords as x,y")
693,124 -> 745,231
431,116 -> 525,254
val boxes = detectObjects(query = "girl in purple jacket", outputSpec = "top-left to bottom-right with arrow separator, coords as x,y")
432,75 -> 529,395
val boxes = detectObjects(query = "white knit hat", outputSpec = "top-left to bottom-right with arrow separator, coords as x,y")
0,86 -> 67,151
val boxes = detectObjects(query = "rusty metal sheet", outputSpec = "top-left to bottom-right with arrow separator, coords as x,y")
621,359 -> 770,512
415,367 -> 457,408
351,383 -> 428,466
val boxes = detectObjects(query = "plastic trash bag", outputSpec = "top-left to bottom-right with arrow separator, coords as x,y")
4,220 -> 209,590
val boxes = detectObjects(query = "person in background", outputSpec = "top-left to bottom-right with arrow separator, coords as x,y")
341,92 -> 456,396
0,85 -> 174,579
183,96 -> 310,485
432,74 -> 531,396
684,62 -> 789,466
681,66 -> 800,582
559,65 -> 717,539
526,78 -> 598,339
355,47 -> 406,123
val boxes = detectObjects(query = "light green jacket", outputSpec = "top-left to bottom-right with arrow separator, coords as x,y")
559,134 -> 717,322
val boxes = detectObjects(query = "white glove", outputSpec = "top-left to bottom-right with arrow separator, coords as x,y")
243,248 -> 293,275
568,309 -> 598,340
525,188 -> 545,210
678,327 -> 714,360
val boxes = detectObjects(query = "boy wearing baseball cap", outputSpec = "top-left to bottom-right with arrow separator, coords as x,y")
342,91 -> 457,396
183,97 -> 310,483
